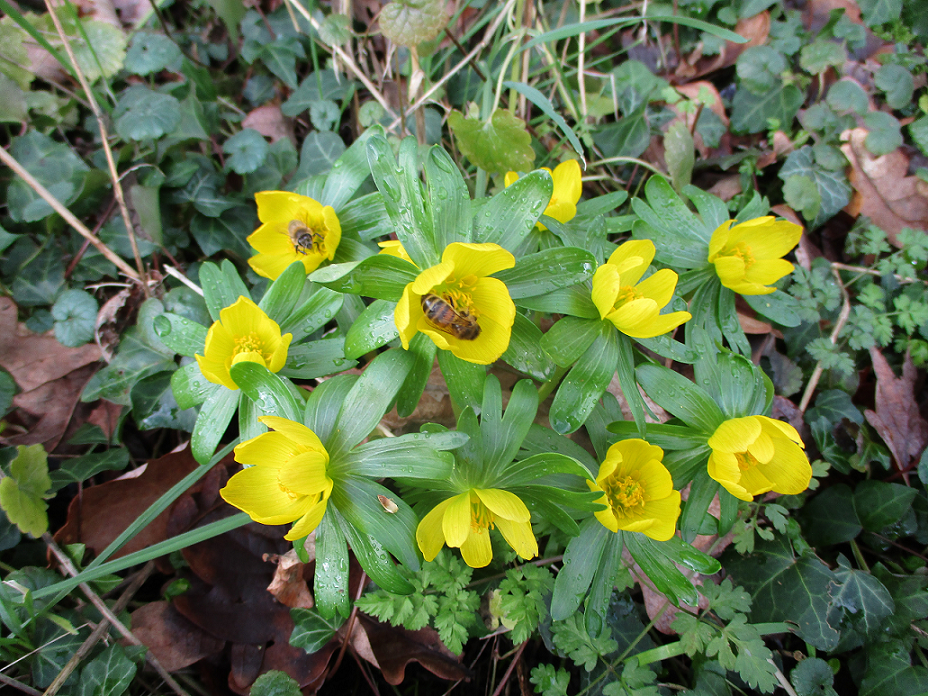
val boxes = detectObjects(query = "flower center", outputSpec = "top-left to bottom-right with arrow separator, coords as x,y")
277,479 -> 300,501
470,497 -> 496,534
603,475 -> 646,518
728,242 -> 756,270
234,332 -> 266,356
615,285 -> 643,308
735,452 -> 759,472
439,276 -> 480,318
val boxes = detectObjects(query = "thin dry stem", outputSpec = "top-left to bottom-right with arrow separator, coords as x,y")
798,264 -> 852,413
0,672 -> 42,696
43,534 -> 190,696
0,147 -> 141,282
578,0 -> 588,120
44,0 -> 148,295
163,265 -> 204,296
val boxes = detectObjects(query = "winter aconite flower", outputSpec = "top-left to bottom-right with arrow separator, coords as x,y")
221,417 -> 333,541
707,416 -> 812,501
247,191 -> 341,280
588,439 -> 681,541
377,240 -> 416,266
708,217 -> 802,295
416,488 -> 537,568
505,159 -> 582,229
195,296 -> 292,390
395,242 -> 516,365
591,240 -> 691,339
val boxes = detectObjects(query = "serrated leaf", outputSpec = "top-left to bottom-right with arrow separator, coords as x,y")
379,0 -> 445,46
223,128 -> 269,174
114,85 -> 181,141
61,18 -> 127,82
52,289 -> 98,348
0,445 -> 51,537
124,32 -> 181,75
449,107 -> 534,174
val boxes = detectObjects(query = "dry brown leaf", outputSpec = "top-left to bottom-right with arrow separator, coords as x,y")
840,127 -> 928,246
707,176 -> 742,201
864,349 -> 928,474
130,601 -> 225,672
679,13 -> 770,80
266,549 -> 314,609
243,105 -> 296,145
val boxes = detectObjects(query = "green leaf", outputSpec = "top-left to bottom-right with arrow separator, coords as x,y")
51,289 -> 98,348
294,130 -> 346,179
0,73 -> 26,123
424,145 -> 472,252
337,509 -> 415,593
82,322 -> 176,406
379,0 -> 445,46
114,85 -> 181,141
309,255 -> 417,301
0,367 -> 17,417
539,316 -> 601,367
853,480 -> 917,531
503,81 -> 585,165
449,107 -> 534,174
625,533 -> 698,607
664,121 -> 694,192
593,112 -> 650,159
313,512 -> 351,619
723,535 -> 840,650
321,125 -> 378,211
131,372 -> 197,432
502,313 -> 555,381
473,170 -> 553,251
801,483 -> 861,546
339,432 -> 462,479
778,146 -> 851,228
636,364 -> 724,433
858,0 -> 902,26
0,444 -> 51,537
6,130 -> 90,223
289,607 -> 344,654
783,174 -> 821,222
875,64 -> 914,110
171,361 -> 219,410
259,40 -> 300,89
743,290 -> 804,328
437,350 -> 485,414
229,363 -> 301,422
283,70 -> 355,118
327,350 -> 413,457
199,261 -> 251,321
49,449 -> 129,493
799,40 -> 846,74
150,313 -> 206,357
831,556 -> 894,637
59,17 -> 127,82
551,517 -> 609,620
680,468 -> 720,543
909,116 -> 928,157
279,285 -> 344,343
0,19 -> 34,89
496,247 -> 596,299
736,46 -> 787,94
77,643 -> 137,696
826,79 -> 868,116
303,374 -> 357,444
864,111 -> 903,156
223,128 -> 269,174
191,388 -> 239,465
124,32 -> 181,75
730,84 -> 803,135
631,176 -> 712,267
396,332 -> 437,418
549,324 -> 619,434
344,300 -> 399,358
249,671 -> 302,696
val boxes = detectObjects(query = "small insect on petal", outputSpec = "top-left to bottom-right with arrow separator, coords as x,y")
378,494 -> 399,513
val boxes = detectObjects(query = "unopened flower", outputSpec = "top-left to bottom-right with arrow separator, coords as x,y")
247,191 -> 341,280
505,159 -> 582,229
588,439 -> 681,541
395,242 -> 516,365
416,488 -> 537,568
591,239 -> 691,339
195,296 -> 291,390
707,416 -> 811,501
708,217 -> 802,295
221,417 -> 332,541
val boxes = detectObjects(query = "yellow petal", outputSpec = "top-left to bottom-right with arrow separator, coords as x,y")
747,430 -> 776,464
495,517 -> 538,560
278,451 -> 331,495
411,261 -> 454,295
259,416 -> 327,452
459,527 -> 493,568
378,240 -> 415,266
322,206 -> 341,261
220,466 -> 312,524
255,191 -> 324,225
267,333 -> 292,373
395,284 -> 421,350
218,296 -> 261,337
707,452 -> 753,501
593,499 -> 620,532
433,311 -> 509,365
639,491 -> 681,541
607,240 -> 655,286
234,431 -> 304,467
416,498 -> 453,562
544,199 -> 578,225
504,171 -> 520,188
735,463 -> 775,498
635,458 -> 675,500
474,488 -> 531,522
708,417 -> 762,453
442,491 -> 473,547
248,223 -> 299,255
760,417 -> 803,445
231,350 -> 267,369
591,264 -> 621,320
608,297 -> 660,337
550,160 -> 582,208
443,242 -> 516,279
284,497 -> 328,540
249,253 -> 299,281
635,269 -> 679,309
707,220 -> 735,261
713,255 -> 747,287
761,438 -> 812,494
745,258 -> 794,285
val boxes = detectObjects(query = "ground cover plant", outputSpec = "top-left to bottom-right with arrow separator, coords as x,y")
1,0 -> 928,694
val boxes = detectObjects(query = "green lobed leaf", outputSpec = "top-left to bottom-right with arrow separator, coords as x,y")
593,112 -> 650,159
114,85 -> 181,141
730,84 -> 803,136
0,445 -> 51,537
76,643 -> 136,696
778,146 -> 851,228
223,128 -> 269,174
6,130 -> 90,223
294,130 -> 346,180
124,32 -> 181,75
51,289 -> 98,348
49,449 -> 130,493
857,0 -> 902,26
864,111 -> 903,156
379,0 -> 445,46
736,46 -> 787,94
289,607 -> 344,654
249,671 -> 302,696
449,107 -> 535,174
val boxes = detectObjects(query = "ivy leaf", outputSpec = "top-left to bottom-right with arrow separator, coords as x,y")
114,85 -> 181,141
0,444 -> 52,538
124,32 -> 182,75
77,643 -> 137,696
730,84 -> 803,135
6,130 -> 90,223
48,449 -> 130,493
830,556 -> 895,637
736,46 -> 786,94
875,64 -> 914,110
309,100 -> 340,132
783,174 -> 821,222
249,671 -> 302,696
223,129 -> 269,174
379,0 -> 446,47
295,131 -> 346,179
857,0 -> 903,27
864,112 -> 903,156
290,607 -> 344,654
778,146 -> 851,228
52,289 -> 98,348
449,107 -> 534,174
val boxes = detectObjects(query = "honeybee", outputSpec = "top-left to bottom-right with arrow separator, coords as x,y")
285,219 -> 324,255
421,292 -> 481,341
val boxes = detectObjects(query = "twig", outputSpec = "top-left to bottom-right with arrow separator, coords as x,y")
327,571 -> 368,678
0,147 -> 140,282
770,659 -> 800,696
44,0 -> 148,295
42,534 -> 190,696
0,672 -> 42,696
163,266 -> 204,296
798,264 -> 851,413
65,196 -> 117,279
445,27 -> 487,81
578,0 -> 588,120
43,562 -> 155,696
490,640 -> 528,696
831,261 -> 928,286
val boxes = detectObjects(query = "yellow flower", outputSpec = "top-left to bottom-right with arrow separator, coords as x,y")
588,439 -> 681,541
707,416 -> 812,501
247,191 -> 341,280
220,416 -> 333,541
707,216 -> 802,295
377,239 -> 416,266
416,488 -> 537,568
195,296 -> 292,390
395,242 -> 516,365
505,159 -> 582,229
591,239 -> 692,339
